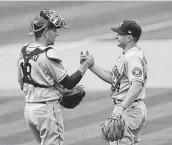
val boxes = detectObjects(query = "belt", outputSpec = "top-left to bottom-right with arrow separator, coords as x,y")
26,99 -> 60,104
113,99 -> 142,105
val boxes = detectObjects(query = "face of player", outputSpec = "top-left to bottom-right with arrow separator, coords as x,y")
46,28 -> 59,46
115,33 -> 128,49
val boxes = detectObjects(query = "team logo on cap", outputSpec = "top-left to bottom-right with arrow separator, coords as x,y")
119,22 -> 123,27
132,67 -> 142,77
128,30 -> 132,34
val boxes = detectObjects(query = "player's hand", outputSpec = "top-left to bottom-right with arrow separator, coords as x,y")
112,105 -> 125,118
79,51 -> 94,74
83,54 -> 94,68
80,50 -> 89,64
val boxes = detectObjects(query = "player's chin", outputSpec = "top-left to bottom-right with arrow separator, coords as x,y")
117,42 -> 121,47
51,41 -> 55,45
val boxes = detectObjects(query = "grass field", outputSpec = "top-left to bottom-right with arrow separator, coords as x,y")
0,88 -> 172,145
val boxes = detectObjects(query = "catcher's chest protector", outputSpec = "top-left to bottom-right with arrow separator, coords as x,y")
20,44 -> 52,88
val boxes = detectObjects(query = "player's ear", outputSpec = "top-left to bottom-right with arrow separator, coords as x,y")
127,35 -> 132,42
43,29 -> 49,38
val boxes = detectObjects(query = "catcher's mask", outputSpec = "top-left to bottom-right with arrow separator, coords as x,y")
29,9 -> 69,36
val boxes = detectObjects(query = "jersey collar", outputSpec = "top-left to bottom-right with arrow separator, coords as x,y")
123,46 -> 140,54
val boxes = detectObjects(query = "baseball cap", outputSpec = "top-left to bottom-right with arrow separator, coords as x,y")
29,9 -> 69,36
111,20 -> 142,38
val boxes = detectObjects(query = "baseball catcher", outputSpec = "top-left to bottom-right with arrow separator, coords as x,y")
18,8 -> 94,145
101,115 -> 126,142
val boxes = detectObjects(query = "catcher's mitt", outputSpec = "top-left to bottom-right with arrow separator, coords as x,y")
59,85 -> 85,109
101,115 -> 125,142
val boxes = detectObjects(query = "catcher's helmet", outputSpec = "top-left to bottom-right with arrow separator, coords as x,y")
29,9 -> 69,36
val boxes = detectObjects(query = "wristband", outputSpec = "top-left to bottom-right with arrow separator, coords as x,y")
78,63 -> 89,75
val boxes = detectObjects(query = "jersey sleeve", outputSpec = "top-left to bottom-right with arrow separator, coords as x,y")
126,57 -> 144,83
111,66 -> 115,79
45,58 -> 67,83
17,54 -> 24,90
17,54 -> 24,83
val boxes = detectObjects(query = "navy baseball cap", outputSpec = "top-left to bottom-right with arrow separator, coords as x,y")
111,20 -> 142,38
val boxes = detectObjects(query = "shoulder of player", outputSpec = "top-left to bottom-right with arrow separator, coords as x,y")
125,49 -> 144,61
46,48 -> 62,62
23,43 -> 37,48
22,43 -> 40,52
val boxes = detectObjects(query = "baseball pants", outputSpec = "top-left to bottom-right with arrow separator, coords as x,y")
110,100 -> 147,145
24,101 -> 64,145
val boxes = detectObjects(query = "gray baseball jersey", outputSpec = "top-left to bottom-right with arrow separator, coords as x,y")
18,43 -> 67,103
111,46 -> 148,101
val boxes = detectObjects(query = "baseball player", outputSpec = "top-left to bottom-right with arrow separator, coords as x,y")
82,20 -> 147,145
17,9 -> 94,145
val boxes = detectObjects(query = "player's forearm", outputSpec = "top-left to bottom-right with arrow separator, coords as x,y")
60,70 -> 83,90
121,81 -> 143,109
59,63 -> 89,89
89,64 -> 112,84
20,82 -> 24,90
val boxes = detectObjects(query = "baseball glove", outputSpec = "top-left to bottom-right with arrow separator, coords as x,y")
59,85 -> 85,109
101,115 -> 126,142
